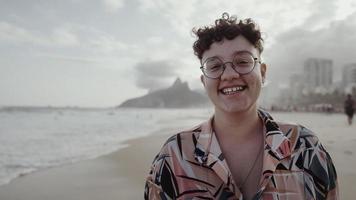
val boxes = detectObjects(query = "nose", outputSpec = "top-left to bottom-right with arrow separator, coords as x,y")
220,62 -> 240,81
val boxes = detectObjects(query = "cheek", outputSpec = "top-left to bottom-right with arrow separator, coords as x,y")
245,73 -> 261,84
204,78 -> 217,86
205,80 -> 219,93
252,65 -> 264,77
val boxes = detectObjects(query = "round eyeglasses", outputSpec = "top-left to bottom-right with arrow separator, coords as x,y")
200,51 -> 261,79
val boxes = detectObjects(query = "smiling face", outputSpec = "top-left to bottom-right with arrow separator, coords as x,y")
200,35 -> 266,114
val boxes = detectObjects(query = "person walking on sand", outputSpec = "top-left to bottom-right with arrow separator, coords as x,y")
344,94 -> 355,125
145,13 -> 339,200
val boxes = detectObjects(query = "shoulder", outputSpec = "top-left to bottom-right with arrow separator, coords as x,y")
163,124 -> 201,148
276,121 -> 321,151
145,122 -> 205,194
275,119 -> 334,158
259,109 -> 322,152
261,109 -> 338,194
276,120 -> 337,177
260,109 -> 319,149
150,122 -> 204,165
145,120 -> 212,199
275,121 -> 338,189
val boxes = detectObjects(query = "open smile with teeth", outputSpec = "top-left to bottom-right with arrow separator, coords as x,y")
220,86 -> 247,95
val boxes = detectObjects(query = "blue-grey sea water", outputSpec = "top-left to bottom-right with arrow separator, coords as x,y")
0,107 -> 213,186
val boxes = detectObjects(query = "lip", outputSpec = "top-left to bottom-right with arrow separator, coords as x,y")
219,84 -> 247,91
218,85 -> 248,96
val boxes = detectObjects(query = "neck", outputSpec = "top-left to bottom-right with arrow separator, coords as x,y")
213,106 -> 261,142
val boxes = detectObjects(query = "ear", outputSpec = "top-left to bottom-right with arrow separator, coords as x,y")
260,63 -> 267,81
200,74 -> 206,88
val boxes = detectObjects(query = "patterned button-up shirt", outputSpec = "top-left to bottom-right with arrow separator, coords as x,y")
144,109 -> 339,200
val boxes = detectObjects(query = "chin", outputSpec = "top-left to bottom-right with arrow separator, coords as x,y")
220,103 -> 250,113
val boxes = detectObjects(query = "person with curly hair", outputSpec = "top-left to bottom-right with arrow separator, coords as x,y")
144,13 -> 339,200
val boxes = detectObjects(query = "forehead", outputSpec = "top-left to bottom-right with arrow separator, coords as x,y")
201,35 -> 259,62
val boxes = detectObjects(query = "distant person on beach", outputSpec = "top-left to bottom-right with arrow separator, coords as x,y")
344,94 -> 355,125
145,13 -> 339,199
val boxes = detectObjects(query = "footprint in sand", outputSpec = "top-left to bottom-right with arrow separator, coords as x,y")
344,150 -> 353,155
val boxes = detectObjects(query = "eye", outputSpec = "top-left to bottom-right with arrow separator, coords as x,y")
236,60 -> 249,64
234,55 -> 254,68
208,64 -> 222,71
204,58 -> 223,71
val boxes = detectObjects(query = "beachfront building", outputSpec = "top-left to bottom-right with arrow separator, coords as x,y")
303,58 -> 333,94
289,73 -> 304,99
342,63 -> 356,94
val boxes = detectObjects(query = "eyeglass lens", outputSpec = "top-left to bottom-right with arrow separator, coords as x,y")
202,52 -> 255,78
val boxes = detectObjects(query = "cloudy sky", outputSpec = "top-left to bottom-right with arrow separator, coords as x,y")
1,0 -> 356,107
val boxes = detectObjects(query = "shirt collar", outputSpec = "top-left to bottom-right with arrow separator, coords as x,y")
193,109 -> 292,194
258,109 -> 292,160
195,109 -> 291,161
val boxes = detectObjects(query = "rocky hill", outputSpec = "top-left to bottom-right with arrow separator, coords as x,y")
118,78 -> 210,108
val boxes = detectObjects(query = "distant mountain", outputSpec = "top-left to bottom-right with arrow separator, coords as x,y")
118,78 -> 210,108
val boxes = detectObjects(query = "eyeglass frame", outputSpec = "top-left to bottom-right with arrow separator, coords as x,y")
200,51 -> 261,79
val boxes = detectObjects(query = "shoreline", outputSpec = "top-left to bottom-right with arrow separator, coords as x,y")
0,128 -> 177,200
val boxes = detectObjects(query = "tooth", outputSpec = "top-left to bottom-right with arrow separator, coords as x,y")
222,86 -> 246,94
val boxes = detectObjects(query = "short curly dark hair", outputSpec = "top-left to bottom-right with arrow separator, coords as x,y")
192,12 -> 264,60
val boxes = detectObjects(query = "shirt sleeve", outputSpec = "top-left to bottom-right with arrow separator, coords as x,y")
144,138 -> 178,200
312,142 -> 339,200
324,148 -> 339,200
294,125 -> 340,200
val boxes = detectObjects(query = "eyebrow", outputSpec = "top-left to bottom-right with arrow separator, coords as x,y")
202,50 -> 255,63
232,50 -> 254,57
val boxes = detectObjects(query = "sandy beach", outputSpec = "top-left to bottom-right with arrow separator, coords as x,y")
0,127 -> 177,200
0,113 -> 355,200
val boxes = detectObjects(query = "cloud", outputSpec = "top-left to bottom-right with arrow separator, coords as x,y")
134,60 -> 179,91
133,0 -> 354,51
335,0 -> 356,20
0,21 -> 135,59
302,0 -> 338,30
103,0 -> 125,13
264,11 -> 356,85
146,36 -> 164,45
135,0 -> 316,40
35,53 -> 105,64
0,21 -> 39,44
0,21 -> 79,47
137,0 -> 199,37
51,27 -> 80,46
88,35 -> 131,53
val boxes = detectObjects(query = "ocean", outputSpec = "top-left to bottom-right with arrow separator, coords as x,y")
0,107 -> 350,187
0,107 -> 214,186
